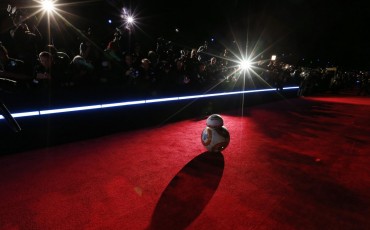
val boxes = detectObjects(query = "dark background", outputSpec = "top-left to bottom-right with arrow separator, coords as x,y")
1,0 -> 370,69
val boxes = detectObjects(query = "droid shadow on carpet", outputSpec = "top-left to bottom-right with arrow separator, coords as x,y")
148,151 -> 225,230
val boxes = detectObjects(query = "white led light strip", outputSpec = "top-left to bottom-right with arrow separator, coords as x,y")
0,87 -> 299,120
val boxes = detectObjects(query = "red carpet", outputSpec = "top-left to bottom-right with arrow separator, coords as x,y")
1,95 -> 369,229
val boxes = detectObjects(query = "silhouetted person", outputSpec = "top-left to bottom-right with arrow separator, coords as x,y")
33,51 -> 69,88
0,42 -> 31,88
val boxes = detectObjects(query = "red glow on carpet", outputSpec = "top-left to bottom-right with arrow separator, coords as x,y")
0,95 -> 369,229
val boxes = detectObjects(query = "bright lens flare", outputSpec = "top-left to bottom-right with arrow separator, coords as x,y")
127,16 -> 134,24
239,59 -> 252,71
41,0 -> 55,12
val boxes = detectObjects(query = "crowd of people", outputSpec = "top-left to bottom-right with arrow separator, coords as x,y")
1,11 -> 369,100
0,32 -> 292,98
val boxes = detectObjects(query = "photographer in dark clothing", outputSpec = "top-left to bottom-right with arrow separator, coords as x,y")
0,42 -> 31,89
0,42 -> 25,74
33,51 -> 69,88
6,4 -> 43,76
